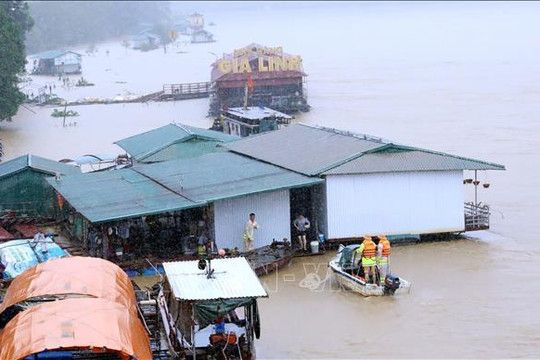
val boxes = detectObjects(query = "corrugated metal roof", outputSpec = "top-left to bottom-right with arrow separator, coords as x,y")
142,139 -> 226,163
223,123 -> 386,175
224,106 -> 292,120
114,123 -> 239,161
46,168 -> 199,223
134,152 -> 323,203
48,152 -> 320,223
31,50 -> 81,59
323,147 -> 506,175
163,257 -> 268,300
0,154 -> 81,179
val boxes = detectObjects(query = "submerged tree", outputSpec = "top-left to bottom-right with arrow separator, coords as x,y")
0,1 -> 33,122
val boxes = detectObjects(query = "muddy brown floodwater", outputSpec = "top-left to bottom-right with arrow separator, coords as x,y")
2,2 -> 540,358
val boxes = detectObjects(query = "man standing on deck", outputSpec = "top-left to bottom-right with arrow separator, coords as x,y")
243,213 -> 258,252
377,235 -> 391,284
293,212 -> 311,252
356,236 -> 377,284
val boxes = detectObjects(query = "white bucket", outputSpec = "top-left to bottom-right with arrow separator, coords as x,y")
310,241 -> 319,254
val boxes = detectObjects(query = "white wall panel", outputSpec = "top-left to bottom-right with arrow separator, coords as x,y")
214,190 -> 291,250
326,171 -> 464,239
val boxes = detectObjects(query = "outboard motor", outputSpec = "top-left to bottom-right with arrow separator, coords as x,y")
383,274 -> 401,295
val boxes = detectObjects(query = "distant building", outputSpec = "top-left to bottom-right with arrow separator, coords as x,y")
31,50 -> 82,75
131,32 -> 159,50
0,154 -> 80,219
210,43 -> 309,116
191,29 -> 215,43
188,12 -> 204,32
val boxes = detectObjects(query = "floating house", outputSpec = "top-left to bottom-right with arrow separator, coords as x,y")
47,151 -> 322,257
0,154 -> 80,219
224,123 -> 506,241
209,43 -> 309,116
31,50 -> 82,75
218,106 -> 292,137
114,123 -> 239,163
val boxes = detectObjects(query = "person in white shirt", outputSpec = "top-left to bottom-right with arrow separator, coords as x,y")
293,212 -> 311,252
243,213 -> 259,252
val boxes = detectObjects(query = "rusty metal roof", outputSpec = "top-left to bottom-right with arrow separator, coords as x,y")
0,298 -> 152,360
163,257 -> 268,301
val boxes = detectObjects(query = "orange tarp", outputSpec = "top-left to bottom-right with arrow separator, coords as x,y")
0,298 -> 152,360
0,256 -> 138,316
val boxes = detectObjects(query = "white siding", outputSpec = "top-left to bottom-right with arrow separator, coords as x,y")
326,171 -> 464,239
214,190 -> 291,250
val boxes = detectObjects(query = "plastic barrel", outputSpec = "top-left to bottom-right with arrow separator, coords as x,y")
310,241 -> 319,254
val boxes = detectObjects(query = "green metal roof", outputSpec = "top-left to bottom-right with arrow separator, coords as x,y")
47,152 -> 321,223
133,152 -> 323,203
225,123 -> 505,176
31,50 -> 81,60
0,154 -> 80,179
46,169 -> 200,223
224,123 -> 385,176
142,139 -> 228,163
322,146 -> 506,175
114,124 -> 239,161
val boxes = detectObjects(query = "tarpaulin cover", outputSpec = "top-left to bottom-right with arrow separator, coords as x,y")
0,256 -> 138,316
0,239 -> 67,279
194,298 -> 255,329
0,298 -> 152,360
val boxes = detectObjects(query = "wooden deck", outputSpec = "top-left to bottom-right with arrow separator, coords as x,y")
159,82 -> 212,101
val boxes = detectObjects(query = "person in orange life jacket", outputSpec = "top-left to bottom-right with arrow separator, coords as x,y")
377,235 -> 391,284
356,236 -> 377,284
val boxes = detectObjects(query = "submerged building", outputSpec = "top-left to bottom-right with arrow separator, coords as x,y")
209,43 -> 309,116
31,50 -> 82,75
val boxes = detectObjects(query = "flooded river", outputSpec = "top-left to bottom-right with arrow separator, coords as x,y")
2,2 -> 540,358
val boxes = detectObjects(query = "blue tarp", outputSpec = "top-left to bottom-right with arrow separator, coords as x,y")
0,238 -> 68,279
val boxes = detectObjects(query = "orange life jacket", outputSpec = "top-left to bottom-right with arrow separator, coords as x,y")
380,238 -> 391,257
362,239 -> 377,258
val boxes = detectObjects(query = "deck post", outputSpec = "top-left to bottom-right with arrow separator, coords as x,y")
474,170 -> 478,207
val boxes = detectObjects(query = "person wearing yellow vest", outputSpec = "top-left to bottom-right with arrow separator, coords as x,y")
377,235 -> 391,284
356,236 -> 377,284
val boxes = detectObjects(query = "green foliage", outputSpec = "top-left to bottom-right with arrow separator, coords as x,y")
0,1 -> 33,122
51,108 -> 79,118
26,1 -> 172,54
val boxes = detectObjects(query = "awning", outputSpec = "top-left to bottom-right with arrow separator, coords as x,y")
0,298 -> 152,360
164,257 -> 268,301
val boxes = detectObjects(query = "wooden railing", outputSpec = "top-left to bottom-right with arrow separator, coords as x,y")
464,202 -> 490,231
163,82 -> 212,95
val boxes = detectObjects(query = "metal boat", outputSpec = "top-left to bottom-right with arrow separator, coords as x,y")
329,244 -> 411,296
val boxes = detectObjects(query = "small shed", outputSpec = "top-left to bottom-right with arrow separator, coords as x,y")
191,29 -> 215,43
0,154 -> 80,219
131,32 -> 159,50
224,123 -> 506,239
114,123 -> 239,163
31,50 -> 82,75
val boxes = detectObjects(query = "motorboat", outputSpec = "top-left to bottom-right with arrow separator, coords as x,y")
329,244 -> 411,296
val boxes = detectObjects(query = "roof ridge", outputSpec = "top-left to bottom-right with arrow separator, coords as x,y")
297,123 -> 388,144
